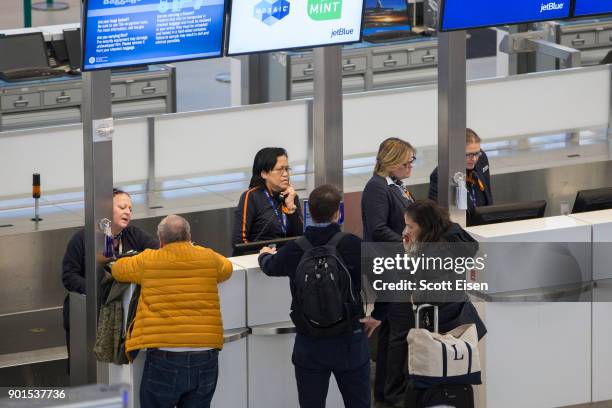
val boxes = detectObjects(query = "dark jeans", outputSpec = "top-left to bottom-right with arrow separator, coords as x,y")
292,329 -> 371,408
385,303 -> 415,407
140,349 -> 219,408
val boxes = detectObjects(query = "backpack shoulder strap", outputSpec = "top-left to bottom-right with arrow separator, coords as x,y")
326,231 -> 347,249
295,236 -> 313,253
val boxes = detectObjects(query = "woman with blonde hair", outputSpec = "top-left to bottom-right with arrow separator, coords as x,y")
360,137 -> 416,406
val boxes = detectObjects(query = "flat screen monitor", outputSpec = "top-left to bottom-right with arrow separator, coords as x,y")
233,236 -> 299,256
362,0 -> 411,40
573,0 -> 612,18
0,32 -> 49,71
82,0 -> 227,71
227,0 -> 365,56
440,0 -> 571,31
63,28 -> 82,71
572,187 -> 612,213
470,200 -> 547,226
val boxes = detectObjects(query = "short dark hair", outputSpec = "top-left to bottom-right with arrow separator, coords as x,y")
308,184 -> 342,223
249,147 -> 288,189
113,188 -> 130,197
404,199 -> 452,242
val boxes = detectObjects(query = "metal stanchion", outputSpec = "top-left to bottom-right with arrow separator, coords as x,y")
32,0 -> 69,11
31,173 -> 42,222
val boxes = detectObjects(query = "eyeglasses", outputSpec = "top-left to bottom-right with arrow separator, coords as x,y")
271,166 -> 292,174
402,156 -> 417,167
465,150 -> 483,159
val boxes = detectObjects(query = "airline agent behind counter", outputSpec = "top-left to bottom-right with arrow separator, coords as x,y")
232,147 -> 303,255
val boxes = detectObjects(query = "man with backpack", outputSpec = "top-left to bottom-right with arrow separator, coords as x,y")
258,184 -> 371,408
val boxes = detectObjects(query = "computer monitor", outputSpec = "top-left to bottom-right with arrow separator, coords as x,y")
573,0 -> 612,18
82,0 -> 227,71
0,32 -> 49,71
571,187 -> 612,213
440,0 -> 571,32
469,200 -> 547,226
226,0 -> 365,56
362,0 -> 412,42
233,236 -> 299,256
50,39 -> 69,64
63,28 -> 81,71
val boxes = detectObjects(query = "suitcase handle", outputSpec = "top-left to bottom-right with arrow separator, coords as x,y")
414,303 -> 438,333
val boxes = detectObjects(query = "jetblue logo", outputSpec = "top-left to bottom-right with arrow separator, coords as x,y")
330,27 -> 354,38
540,2 -> 564,12
254,0 -> 290,26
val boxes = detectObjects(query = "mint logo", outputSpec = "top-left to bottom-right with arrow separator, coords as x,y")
254,0 -> 290,26
308,0 -> 342,21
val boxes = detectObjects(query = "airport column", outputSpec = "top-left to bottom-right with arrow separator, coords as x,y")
313,45 -> 343,190
79,70 -> 113,384
437,31 -> 467,224
608,66 -> 612,158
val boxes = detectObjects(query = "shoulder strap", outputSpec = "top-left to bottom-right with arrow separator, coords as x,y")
326,231 -> 347,248
295,236 -> 313,253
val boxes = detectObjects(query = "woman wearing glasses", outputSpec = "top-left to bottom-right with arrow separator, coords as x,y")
428,128 -> 493,225
232,147 -> 303,255
360,137 -> 417,407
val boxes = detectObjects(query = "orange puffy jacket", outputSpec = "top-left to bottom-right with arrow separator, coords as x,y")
112,241 -> 233,352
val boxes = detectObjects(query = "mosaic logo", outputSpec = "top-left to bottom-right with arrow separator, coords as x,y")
308,0 -> 342,21
254,0 -> 290,26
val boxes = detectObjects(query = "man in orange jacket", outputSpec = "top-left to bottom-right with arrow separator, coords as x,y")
112,214 -> 233,408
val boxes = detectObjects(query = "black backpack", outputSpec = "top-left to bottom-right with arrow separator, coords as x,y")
291,232 -> 363,338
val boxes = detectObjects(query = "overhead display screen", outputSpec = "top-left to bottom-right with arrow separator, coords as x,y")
573,0 -> 612,17
440,0 -> 571,31
82,0 -> 226,71
227,0 -> 365,56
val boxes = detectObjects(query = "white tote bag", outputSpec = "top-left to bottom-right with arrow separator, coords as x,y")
408,305 -> 482,386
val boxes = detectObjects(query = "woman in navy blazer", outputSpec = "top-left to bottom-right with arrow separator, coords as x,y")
361,137 -> 416,406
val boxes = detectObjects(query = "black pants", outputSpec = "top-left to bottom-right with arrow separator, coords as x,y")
384,303 -> 415,407
292,330 -> 371,408
373,319 -> 389,402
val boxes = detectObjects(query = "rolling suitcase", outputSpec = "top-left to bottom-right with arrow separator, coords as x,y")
404,304 -> 477,408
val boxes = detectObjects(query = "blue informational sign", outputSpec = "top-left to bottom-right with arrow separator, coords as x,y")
573,0 -> 612,17
440,0 -> 571,31
303,200 -> 344,230
82,0 -> 226,71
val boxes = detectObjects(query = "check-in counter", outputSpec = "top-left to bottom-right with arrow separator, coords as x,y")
569,209 -> 612,403
212,328 -> 249,408
467,216 -> 592,408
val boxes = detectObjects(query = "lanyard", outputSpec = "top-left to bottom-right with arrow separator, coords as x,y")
467,184 -> 478,209
113,234 -> 123,255
263,189 -> 288,235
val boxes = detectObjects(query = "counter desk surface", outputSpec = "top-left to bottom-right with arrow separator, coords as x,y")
0,128 -> 609,237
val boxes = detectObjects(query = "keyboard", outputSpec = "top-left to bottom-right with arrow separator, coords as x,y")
0,67 -> 67,82
363,31 -> 421,44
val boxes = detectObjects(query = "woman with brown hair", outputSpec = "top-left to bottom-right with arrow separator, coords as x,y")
402,200 -> 487,335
